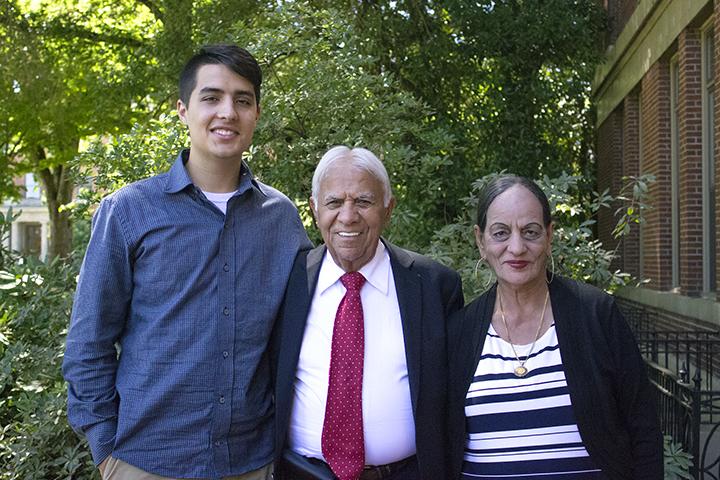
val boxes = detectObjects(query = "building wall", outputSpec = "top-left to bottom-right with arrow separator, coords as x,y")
621,93 -> 642,278
677,28 -> 704,296
596,107 -> 623,254
639,59 -> 673,291
596,96 -> 643,277
595,0 -> 719,329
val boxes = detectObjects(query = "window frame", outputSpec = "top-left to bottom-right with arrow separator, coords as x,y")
701,21 -> 717,296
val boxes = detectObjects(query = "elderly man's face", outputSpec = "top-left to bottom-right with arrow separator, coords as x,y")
311,159 -> 395,272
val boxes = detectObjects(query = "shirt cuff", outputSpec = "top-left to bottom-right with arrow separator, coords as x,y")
85,419 -> 117,466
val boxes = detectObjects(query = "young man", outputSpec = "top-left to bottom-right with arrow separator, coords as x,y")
63,44 -> 311,480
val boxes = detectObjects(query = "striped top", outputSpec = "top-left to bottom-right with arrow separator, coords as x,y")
462,323 -> 606,479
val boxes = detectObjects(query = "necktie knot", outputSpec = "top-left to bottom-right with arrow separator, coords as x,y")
341,271 -> 366,292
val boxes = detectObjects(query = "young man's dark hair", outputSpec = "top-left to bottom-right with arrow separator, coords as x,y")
178,44 -> 262,105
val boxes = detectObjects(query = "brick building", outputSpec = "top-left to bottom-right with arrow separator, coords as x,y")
594,0 -> 720,329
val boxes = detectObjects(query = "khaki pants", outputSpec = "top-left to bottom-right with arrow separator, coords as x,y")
102,456 -> 273,480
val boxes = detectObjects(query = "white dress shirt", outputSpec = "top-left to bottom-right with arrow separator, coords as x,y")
288,241 -> 416,465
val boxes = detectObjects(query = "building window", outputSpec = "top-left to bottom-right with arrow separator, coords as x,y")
20,223 -> 42,257
24,173 -> 40,199
670,55 -> 681,290
701,25 -> 716,295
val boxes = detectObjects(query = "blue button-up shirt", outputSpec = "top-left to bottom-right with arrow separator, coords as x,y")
63,150 -> 312,478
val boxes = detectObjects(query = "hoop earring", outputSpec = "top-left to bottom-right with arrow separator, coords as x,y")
547,253 -> 555,284
482,271 -> 495,290
474,258 -> 483,279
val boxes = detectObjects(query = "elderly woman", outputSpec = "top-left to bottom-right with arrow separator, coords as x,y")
447,175 -> 663,479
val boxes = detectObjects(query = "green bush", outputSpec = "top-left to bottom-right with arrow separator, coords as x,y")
0,209 -> 97,479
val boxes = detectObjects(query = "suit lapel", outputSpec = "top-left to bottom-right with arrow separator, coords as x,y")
386,242 -> 422,414
281,245 -> 325,377
305,245 -> 325,293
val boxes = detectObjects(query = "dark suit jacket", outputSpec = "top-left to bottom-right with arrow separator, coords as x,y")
272,240 -> 463,480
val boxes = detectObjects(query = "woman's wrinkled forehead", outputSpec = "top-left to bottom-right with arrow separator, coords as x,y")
477,176 -> 551,231
485,185 -> 546,226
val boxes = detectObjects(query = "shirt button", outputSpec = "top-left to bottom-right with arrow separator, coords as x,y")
223,263 -> 230,272
222,351 -> 229,358
219,396 -> 225,404
223,307 -> 229,316
215,440 -> 221,447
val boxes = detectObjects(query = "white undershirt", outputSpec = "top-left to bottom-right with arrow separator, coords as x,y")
202,190 -> 237,214
288,241 -> 416,465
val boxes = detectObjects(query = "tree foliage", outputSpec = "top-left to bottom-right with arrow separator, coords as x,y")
245,4 -> 461,249
318,0 -> 606,179
440,0 -> 605,177
0,0 -> 162,258
2,0 -> 606,257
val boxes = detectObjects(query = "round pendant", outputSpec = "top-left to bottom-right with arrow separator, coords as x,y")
514,365 -> 529,377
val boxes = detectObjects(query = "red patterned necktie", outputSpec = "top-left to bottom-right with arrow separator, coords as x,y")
322,271 -> 366,480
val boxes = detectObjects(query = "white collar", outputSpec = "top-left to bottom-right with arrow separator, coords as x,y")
317,241 -> 391,296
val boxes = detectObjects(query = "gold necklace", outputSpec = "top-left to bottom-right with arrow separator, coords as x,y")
497,289 -> 549,378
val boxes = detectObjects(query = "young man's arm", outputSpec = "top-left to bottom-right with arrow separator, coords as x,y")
62,196 -> 133,467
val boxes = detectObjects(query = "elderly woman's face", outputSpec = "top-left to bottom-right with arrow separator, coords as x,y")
475,184 -> 552,290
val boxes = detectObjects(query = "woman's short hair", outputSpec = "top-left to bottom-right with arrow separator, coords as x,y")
311,146 -> 393,208
475,175 -> 552,231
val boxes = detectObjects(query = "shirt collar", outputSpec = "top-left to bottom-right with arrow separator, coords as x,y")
163,149 -> 267,197
317,240 -> 390,296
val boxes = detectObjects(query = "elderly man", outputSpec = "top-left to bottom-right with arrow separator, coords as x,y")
272,146 -> 463,480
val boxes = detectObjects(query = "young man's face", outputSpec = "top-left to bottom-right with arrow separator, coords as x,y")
177,63 -> 260,165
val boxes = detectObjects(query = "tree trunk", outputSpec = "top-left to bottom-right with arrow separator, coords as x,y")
36,148 -> 74,260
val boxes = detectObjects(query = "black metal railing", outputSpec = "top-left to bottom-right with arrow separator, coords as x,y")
637,330 -> 720,407
618,299 -> 720,480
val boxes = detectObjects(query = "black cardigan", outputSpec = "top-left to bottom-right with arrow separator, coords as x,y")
447,275 -> 663,480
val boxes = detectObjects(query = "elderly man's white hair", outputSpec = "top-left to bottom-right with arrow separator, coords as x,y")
311,145 -> 393,209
